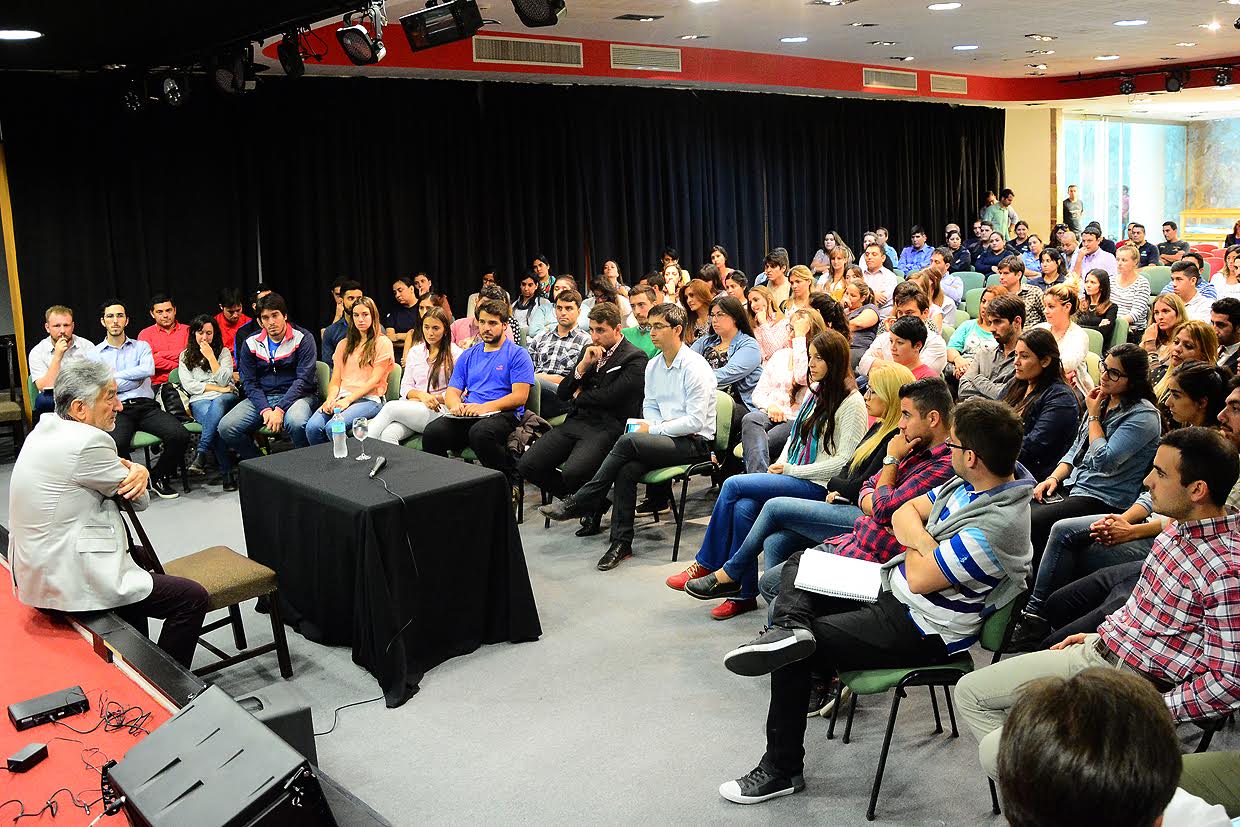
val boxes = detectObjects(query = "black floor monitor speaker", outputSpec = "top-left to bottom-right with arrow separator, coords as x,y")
105,686 -> 337,827
236,685 -> 318,765
511,0 -> 566,27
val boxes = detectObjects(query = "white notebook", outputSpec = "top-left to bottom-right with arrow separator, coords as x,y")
793,549 -> 883,603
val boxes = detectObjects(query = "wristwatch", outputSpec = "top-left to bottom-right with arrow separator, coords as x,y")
882,455 -> 899,466
1087,415 -> 1100,423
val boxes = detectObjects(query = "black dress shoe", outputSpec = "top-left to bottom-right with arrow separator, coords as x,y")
684,571 -> 743,600
540,495 -> 593,522
574,501 -> 612,537
1006,612 -> 1052,653
222,471 -> 239,492
634,498 -> 668,515
596,541 -> 632,571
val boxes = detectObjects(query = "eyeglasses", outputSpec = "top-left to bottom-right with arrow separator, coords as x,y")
943,440 -> 970,452
1102,367 -> 1127,381
649,322 -> 673,332
709,312 -> 730,319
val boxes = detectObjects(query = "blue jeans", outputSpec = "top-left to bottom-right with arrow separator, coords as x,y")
695,486 -> 857,600
740,410 -> 793,475
189,395 -> 240,469
305,398 -> 383,446
219,393 -> 319,459
1025,513 -> 1156,615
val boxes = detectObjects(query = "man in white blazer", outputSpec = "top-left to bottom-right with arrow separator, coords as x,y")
8,358 -> 207,668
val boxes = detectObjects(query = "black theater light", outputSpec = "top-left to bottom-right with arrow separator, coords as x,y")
1119,76 -> 1136,95
337,2 -> 388,65
1165,69 -> 1189,93
399,0 -> 484,52
510,0 -> 566,27
212,46 -> 247,94
1216,67 -> 1234,86
277,30 -> 306,78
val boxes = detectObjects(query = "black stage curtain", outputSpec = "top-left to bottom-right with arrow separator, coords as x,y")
0,73 -> 1003,348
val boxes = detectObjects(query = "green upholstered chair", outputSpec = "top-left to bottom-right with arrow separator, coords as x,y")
167,369 -> 202,436
639,390 -> 733,561
1084,327 -> 1104,357
1110,316 -> 1130,349
965,288 -> 984,319
825,594 -> 1026,821
385,364 -> 403,401
1085,351 -> 1100,387
1141,265 -> 1172,296
985,272 -> 1002,287
958,271 -> 984,295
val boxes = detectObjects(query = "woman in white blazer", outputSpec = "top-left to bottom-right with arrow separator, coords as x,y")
8,358 -> 207,668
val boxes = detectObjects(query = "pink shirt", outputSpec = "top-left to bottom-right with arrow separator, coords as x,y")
138,322 -> 189,385
332,335 -> 394,401
400,341 -> 464,395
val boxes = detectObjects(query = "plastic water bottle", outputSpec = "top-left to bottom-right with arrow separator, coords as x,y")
330,411 -> 348,458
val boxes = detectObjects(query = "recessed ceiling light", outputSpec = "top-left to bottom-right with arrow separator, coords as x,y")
688,0 -> 718,3
1176,42 -> 1198,46
890,55 -> 915,61
781,36 -> 809,43
679,34 -> 709,39
953,44 -> 979,50
1024,33 -> 1057,41
1095,54 -> 1120,61
614,13 -> 664,20
1113,19 -> 1147,26
1199,21 -> 1223,30
1026,63 -> 1048,70
927,2 -> 962,9
0,29 -> 42,40
868,40 -> 898,46
808,0 -> 855,5
1026,48 -> 1055,55
847,22 -> 878,27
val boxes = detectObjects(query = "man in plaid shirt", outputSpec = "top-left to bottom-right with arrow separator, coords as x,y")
957,426 -> 1240,779
527,288 -> 590,420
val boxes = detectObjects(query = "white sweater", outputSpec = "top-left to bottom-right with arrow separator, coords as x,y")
1035,321 -> 1094,396
777,391 -> 868,483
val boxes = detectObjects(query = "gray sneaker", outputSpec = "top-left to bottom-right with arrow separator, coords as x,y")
724,627 -> 816,677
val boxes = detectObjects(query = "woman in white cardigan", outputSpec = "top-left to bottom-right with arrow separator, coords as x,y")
370,307 -> 463,444
673,328 -> 868,620
1036,282 -> 1094,398
739,308 -> 823,473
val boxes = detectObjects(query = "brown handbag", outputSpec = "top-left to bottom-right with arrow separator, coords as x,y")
113,496 -> 166,576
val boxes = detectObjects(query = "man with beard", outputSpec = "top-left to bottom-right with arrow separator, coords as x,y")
29,304 -> 94,417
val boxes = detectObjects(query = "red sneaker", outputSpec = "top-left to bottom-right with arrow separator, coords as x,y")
666,561 -> 713,591
711,598 -> 759,621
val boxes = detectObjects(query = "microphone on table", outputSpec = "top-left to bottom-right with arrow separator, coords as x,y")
368,455 -> 387,479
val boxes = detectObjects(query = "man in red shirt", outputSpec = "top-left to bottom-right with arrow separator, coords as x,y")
138,294 -> 190,420
214,287 -> 251,353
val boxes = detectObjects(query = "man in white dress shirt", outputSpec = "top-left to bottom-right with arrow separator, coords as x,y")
27,304 -> 93,418
8,358 -> 207,668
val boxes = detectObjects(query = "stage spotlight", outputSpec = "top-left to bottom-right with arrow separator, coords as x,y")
212,47 -> 247,94
1119,76 -> 1136,95
1165,70 -> 1188,92
510,0 -> 566,27
1216,67 -> 1233,86
122,79 -> 145,113
337,2 -> 388,65
400,0 -> 484,52
161,75 -> 185,107
277,30 -> 306,78
1234,16 -> 1240,30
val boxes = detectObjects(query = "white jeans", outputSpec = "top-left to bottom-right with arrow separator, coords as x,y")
368,399 -> 444,443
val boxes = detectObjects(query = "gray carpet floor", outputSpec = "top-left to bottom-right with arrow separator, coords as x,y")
0,456 -> 1232,826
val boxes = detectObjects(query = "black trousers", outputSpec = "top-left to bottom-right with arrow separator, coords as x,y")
1041,559 -> 1144,647
537,377 -> 570,421
421,413 -> 520,483
33,389 -> 54,416
761,550 -> 952,778
111,572 -> 210,669
111,397 -> 191,480
517,415 -> 622,498
572,431 -> 709,544
1029,492 -> 1112,565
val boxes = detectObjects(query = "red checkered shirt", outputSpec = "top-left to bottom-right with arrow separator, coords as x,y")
822,442 -> 955,563
1098,511 -> 1240,722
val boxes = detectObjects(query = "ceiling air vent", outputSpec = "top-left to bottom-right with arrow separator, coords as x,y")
472,36 -> 584,68
610,44 -> 682,72
930,74 -> 968,94
862,67 -> 917,91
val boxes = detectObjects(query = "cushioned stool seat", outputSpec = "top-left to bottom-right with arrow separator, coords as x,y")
164,546 -> 279,611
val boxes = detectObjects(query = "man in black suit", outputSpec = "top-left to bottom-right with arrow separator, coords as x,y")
518,301 -> 647,536
1213,298 -> 1240,374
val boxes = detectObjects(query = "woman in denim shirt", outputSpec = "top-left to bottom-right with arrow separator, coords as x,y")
1027,342 -> 1161,560
692,295 -> 764,456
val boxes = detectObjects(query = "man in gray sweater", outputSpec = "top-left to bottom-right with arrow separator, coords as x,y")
715,398 -> 1034,805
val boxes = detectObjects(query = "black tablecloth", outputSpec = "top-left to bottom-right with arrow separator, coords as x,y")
238,442 -> 541,707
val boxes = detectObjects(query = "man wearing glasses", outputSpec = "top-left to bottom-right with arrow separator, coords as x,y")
542,303 -> 716,571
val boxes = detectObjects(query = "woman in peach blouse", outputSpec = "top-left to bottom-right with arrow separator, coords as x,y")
305,296 -> 394,444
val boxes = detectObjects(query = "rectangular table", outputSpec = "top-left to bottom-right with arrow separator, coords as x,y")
239,442 -> 542,707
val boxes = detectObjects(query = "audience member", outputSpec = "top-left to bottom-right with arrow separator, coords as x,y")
1062,184 -> 1084,233
512,272 -> 551,337
681,330 -> 866,619
306,297 -> 393,445
1002,329 -> 1080,481
966,220 -> 991,261
453,282 -> 518,346
370,306 -> 461,444
412,271 -> 433,299
997,255 -> 1046,327
1029,343 -> 1161,557
1216,245 -> 1240,300
178,315 -> 238,478
1154,321 -> 1219,397
422,299 -> 535,504
532,254 -> 556,298
1214,297 -> 1240,372
1111,245 -> 1151,344
525,277 -> 566,339
809,233 -> 838,276
518,302 -> 647,536
945,229 -> 972,274
1159,220 -> 1191,264
692,295 -> 764,453
681,279 -> 714,345
1078,269 -> 1118,352
219,293 -> 320,490
638,271 -> 671,305
8,357 -> 207,668
91,300 -> 190,500
1126,223 -> 1161,268
138,293 -> 190,419
841,279 -> 880,370
697,263 -> 727,296
385,276 -> 421,339
464,271 -> 501,321
1171,261 -> 1214,321
808,292 -> 850,342
1035,283 -> 1094,396
928,246 -> 964,303
717,397 -> 1031,806
959,294 -> 1024,400
740,309 -> 824,474
541,303 -> 716,571
1069,227 -> 1118,283
708,247 -> 734,283
909,268 -> 955,330
958,426 -> 1240,780
784,266 -> 815,315
1027,248 -> 1069,292
232,284 -> 272,363
622,285 -> 659,358
326,277 -> 346,330
28,304 -> 94,417
747,285 -> 789,361
985,189 -> 1016,239
322,279 -> 364,363
818,246 -> 851,300
874,227 -> 900,270
858,282 -> 948,376
859,243 -> 898,318
1019,233 -> 1044,274
527,288 -> 591,420
214,287 -> 251,353
974,231 -> 1010,276
724,270 -> 749,301
1007,220 -> 1031,255
897,225 -> 932,274
580,279 -> 633,329
1142,292 -> 1189,365
946,285 -> 1002,380
1163,360 -> 1230,431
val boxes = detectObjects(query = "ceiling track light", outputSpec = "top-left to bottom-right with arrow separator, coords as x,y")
337,1 -> 388,66
1119,76 -> 1136,95
160,72 -> 188,107
1215,66 -> 1233,85
1165,69 -> 1189,92
211,45 -> 251,95
122,77 -> 146,113
277,29 -> 307,78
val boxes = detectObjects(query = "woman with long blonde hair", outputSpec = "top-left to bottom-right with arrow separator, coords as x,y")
746,284 -> 788,360
306,295 -> 394,445
1141,292 -> 1188,365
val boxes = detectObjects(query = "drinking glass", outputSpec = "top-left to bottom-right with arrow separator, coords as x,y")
353,417 -> 370,461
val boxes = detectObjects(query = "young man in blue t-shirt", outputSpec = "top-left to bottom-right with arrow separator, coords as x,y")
421,299 -> 536,499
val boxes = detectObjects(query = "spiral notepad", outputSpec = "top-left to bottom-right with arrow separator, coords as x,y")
793,549 -> 883,603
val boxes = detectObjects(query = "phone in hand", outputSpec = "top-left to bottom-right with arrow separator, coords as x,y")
1041,493 -> 1065,504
